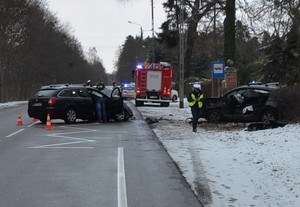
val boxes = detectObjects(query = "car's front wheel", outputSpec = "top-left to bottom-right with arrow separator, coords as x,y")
64,108 -> 77,124
172,95 -> 177,102
260,109 -> 278,122
114,109 -> 127,121
160,102 -> 170,107
206,110 -> 222,123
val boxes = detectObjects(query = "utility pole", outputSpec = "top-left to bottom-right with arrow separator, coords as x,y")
151,0 -> 155,63
179,0 -> 185,108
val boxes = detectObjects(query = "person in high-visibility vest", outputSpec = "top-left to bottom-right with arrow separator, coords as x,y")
112,81 -> 118,89
187,83 -> 204,132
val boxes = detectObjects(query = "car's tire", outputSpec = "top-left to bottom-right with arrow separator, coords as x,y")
114,109 -> 126,122
260,109 -> 278,122
172,95 -> 177,102
135,100 -> 144,106
160,102 -> 170,107
64,108 -> 77,124
206,110 -> 222,123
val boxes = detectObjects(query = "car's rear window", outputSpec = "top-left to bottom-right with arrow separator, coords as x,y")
35,89 -> 58,97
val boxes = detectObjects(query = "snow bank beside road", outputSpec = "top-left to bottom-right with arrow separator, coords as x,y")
137,101 -> 300,207
0,101 -> 27,110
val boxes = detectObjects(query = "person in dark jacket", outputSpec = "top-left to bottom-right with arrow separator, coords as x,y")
89,91 -> 107,123
96,81 -> 105,91
187,83 -> 204,132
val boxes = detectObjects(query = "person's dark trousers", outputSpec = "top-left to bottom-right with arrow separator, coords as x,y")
100,99 -> 107,122
96,99 -> 107,122
96,100 -> 102,121
191,106 -> 202,131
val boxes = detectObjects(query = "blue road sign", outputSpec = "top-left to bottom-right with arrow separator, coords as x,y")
212,61 -> 225,78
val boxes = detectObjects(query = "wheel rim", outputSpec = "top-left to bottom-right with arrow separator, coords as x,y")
262,111 -> 275,122
66,109 -> 76,123
116,110 -> 125,121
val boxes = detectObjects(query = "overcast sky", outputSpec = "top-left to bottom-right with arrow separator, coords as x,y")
46,0 -> 167,74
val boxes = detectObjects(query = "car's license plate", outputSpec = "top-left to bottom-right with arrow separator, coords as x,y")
33,103 -> 42,107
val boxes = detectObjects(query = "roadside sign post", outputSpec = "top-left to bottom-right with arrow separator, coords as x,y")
211,61 -> 225,97
212,61 -> 225,79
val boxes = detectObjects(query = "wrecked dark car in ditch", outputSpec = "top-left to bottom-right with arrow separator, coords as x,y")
202,83 -> 283,123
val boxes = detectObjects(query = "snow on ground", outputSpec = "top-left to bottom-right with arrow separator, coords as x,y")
0,101 -> 27,109
136,100 -> 300,207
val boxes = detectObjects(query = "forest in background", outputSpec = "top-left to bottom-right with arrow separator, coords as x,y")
0,0 -> 108,102
114,0 -> 300,90
1,0 -> 300,102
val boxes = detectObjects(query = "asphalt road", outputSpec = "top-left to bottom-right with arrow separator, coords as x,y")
0,101 -> 203,207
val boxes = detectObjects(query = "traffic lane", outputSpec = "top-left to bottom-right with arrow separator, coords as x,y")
1,102 -> 203,207
0,122 -> 119,207
0,103 -> 31,139
120,104 -> 203,207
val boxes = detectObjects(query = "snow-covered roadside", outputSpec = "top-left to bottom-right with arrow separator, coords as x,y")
0,101 -> 27,110
137,100 -> 300,207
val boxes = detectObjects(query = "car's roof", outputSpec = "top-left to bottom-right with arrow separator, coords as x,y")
222,83 -> 280,97
40,84 -> 88,90
233,82 -> 280,91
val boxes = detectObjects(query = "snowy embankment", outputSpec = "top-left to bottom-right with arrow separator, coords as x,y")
137,100 -> 300,207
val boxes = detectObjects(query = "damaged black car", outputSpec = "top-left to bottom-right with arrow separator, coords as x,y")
203,83 -> 283,123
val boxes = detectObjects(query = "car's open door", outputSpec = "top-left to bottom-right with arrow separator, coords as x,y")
110,87 -> 124,114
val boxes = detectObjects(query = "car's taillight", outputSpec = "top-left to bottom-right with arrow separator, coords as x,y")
162,87 -> 171,95
167,89 -> 171,95
48,98 -> 57,106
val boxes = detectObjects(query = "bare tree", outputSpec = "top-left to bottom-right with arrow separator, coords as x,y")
0,0 -> 108,101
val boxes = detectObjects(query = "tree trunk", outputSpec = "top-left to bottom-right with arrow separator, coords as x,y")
224,0 -> 236,62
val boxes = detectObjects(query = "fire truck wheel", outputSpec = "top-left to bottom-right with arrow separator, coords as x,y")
135,100 -> 144,106
160,102 -> 169,107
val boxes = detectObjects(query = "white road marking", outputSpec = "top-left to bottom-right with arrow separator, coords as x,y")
27,122 -> 39,128
6,129 -> 24,138
29,141 -> 94,149
29,126 -> 98,149
118,147 -> 128,207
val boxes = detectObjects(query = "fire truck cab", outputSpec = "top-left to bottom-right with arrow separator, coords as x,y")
135,62 -> 173,107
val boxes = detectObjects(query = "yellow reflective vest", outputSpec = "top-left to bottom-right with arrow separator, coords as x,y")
188,93 -> 204,108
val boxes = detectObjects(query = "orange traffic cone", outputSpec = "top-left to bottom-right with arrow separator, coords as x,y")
44,114 -> 52,130
17,112 -> 23,126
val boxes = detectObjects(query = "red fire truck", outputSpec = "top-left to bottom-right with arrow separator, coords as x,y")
135,62 -> 173,107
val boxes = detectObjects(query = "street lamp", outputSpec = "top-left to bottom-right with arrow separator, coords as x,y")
128,21 -> 143,40
128,21 -> 144,65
